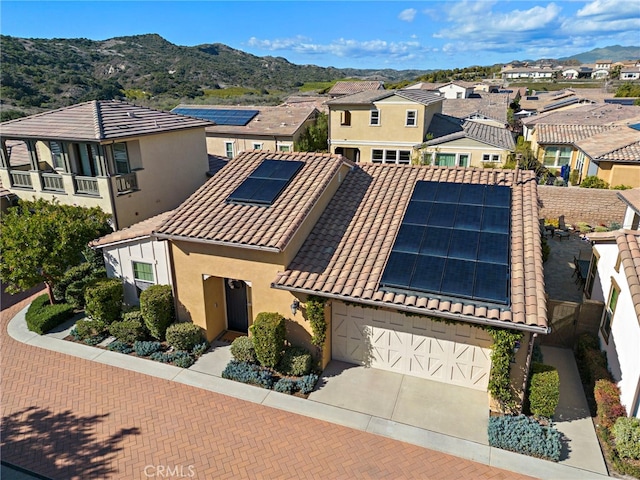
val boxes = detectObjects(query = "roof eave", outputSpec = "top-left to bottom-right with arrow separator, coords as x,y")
153,232 -> 281,253
271,284 -> 550,334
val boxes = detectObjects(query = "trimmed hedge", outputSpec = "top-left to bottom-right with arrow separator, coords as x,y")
52,263 -> 94,302
249,312 -> 286,368
594,379 -> 627,428
612,417 -> 640,460
488,414 -> 562,462
165,322 -> 203,351
73,318 -> 107,340
84,278 -> 123,324
230,336 -> 257,363
278,346 -> 312,376
528,363 -> 560,419
108,318 -> 147,344
25,294 -> 74,334
140,285 -> 174,340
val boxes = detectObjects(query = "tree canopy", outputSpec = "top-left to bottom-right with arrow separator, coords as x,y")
0,199 -> 112,303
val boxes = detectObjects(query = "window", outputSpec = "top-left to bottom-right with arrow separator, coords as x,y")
278,144 -> 291,152
372,149 -> 411,164
585,254 -> 598,298
253,143 -> 263,150
482,154 -> 500,163
398,151 -> 411,164
458,154 -> 470,167
372,149 -> 384,163
406,110 -> 417,127
385,150 -> 397,163
542,146 -> 572,167
225,142 -> 234,159
133,262 -> 154,283
600,280 -> 620,343
50,141 -> 65,170
113,143 -> 130,174
456,92 -> 463,99
435,153 -> 456,167
370,109 -> 380,126
340,110 -> 351,126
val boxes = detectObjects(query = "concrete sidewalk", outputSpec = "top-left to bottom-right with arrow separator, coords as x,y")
8,306 -> 609,480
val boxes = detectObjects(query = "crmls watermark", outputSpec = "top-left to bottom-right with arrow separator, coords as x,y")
143,465 -> 196,478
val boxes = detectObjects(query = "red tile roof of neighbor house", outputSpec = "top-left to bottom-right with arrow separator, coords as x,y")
536,124 -> 618,144
442,94 -> 509,125
272,164 -> 548,333
90,210 -> 175,248
0,100 -> 211,142
154,150 -> 351,251
521,103 -> 640,127
618,188 -> 640,213
328,81 -> 384,96
575,126 -> 640,163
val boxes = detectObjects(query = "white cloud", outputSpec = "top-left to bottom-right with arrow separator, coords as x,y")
577,0 -> 639,20
398,8 -> 417,22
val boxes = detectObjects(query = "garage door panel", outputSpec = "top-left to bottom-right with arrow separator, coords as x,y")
332,303 -> 492,390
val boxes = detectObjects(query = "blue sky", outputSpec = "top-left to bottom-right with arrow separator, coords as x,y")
1,1 -> 639,70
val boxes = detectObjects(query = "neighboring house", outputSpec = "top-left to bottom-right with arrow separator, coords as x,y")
154,149 -> 548,394
592,68 -> 610,80
521,103 -> 640,182
0,100 -> 211,229
562,66 -> 593,79
519,90 -> 595,115
90,211 -> 174,306
405,81 -> 476,99
327,80 -> 384,97
620,67 -> 640,81
441,94 -> 510,127
417,114 -> 515,167
595,60 -> 613,71
327,89 -> 443,163
586,189 -> 640,417
172,104 -> 319,159
500,66 -> 560,80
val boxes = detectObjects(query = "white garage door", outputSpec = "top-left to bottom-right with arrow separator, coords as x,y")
332,302 -> 493,390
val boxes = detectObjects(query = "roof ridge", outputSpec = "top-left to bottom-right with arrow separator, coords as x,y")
93,100 -> 105,140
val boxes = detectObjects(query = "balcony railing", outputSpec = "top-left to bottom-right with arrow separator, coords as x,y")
74,176 -> 100,196
9,170 -> 33,189
41,172 -> 65,192
115,172 -> 138,194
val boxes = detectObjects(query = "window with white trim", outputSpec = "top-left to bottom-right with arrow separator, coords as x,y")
542,146 -> 572,167
482,153 -> 501,163
133,261 -> 155,297
600,280 -> 619,344
405,110 -> 417,127
370,109 -> 380,126
113,143 -> 130,174
225,142 -> 234,159
431,152 -> 470,167
278,144 -> 291,152
372,149 -> 384,163
253,143 -> 263,150
50,141 -> 65,170
340,110 -> 351,126
371,149 -> 411,164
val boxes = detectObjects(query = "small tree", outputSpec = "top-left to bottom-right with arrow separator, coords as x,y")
140,285 -> 175,340
294,113 -> 328,152
249,312 -> 286,368
0,199 -> 111,304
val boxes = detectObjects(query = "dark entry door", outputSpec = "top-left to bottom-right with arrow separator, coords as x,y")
225,279 -> 249,333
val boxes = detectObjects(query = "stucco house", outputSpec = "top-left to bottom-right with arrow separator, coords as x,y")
405,81 -> 476,99
417,114 -> 515,167
151,149 -> 547,394
172,104 -> 319,159
0,100 -> 211,229
327,89 -> 444,164
585,188 -> 640,417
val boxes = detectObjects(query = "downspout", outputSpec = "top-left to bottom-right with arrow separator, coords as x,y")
519,332 -> 538,414
104,142 -> 119,231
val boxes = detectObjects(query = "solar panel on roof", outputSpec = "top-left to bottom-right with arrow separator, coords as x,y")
172,108 -> 259,126
379,181 -> 511,306
227,159 -> 304,206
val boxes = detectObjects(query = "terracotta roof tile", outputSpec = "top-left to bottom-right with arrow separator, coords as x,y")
616,231 -> 640,321
273,164 -> 547,331
537,124 -> 616,144
0,100 -> 211,141
90,210 -> 175,248
155,150 -> 349,251
442,94 -> 510,125
328,81 -> 384,96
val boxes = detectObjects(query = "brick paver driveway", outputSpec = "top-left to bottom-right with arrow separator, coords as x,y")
1,296 -> 535,480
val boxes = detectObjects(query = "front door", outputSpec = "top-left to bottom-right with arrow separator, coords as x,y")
225,279 -> 249,333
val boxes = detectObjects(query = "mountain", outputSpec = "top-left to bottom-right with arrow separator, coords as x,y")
559,45 -> 640,64
0,34 -> 428,115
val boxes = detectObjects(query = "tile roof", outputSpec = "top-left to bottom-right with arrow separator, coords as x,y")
521,103 -> 640,127
90,210 -> 175,248
172,105 -> 317,136
326,90 -> 442,107
537,124 -> 616,144
273,165 -> 547,332
422,114 -> 515,150
618,188 -> 640,214
403,82 -> 444,91
575,126 -> 640,162
394,90 -> 444,106
589,229 -> 640,322
0,100 -> 211,142
442,94 -> 509,125
207,154 -> 228,176
4,140 -> 30,167
328,81 -> 384,96
155,150 -> 350,252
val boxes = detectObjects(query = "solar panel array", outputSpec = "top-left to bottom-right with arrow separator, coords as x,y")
380,181 -> 511,305
172,108 -> 259,126
227,159 -> 304,206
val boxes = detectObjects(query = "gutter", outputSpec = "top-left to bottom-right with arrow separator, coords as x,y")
153,232 -> 281,253
270,283 -> 551,335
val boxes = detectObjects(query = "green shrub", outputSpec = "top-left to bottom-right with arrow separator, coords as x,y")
612,184 -> 632,190
528,363 -> 560,419
230,336 -> 257,363
580,176 -> 609,189
488,414 -> 562,461
107,340 -> 133,354
191,342 -> 209,357
273,378 -> 296,394
278,346 -> 312,376
73,318 -> 107,340
222,360 -> 274,388
134,340 -> 163,357
297,374 -> 319,394
25,294 -> 74,334
487,328 -> 523,412
84,278 -> 123,324
108,318 -> 147,344
65,280 -> 87,309
53,263 -> 93,302
574,333 -> 611,397
612,417 -> 640,460
173,352 -> 195,368
140,285 -> 174,340
307,296 -> 327,348
249,312 -> 286,368
595,379 -> 627,428
569,169 -> 579,185
165,322 -> 203,351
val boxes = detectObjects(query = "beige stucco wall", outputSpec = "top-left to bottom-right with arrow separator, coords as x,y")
206,135 -> 295,158
114,128 -> 209,228
597,163 -> 640,188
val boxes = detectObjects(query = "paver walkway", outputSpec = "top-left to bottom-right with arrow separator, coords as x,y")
1,294 -> 534,480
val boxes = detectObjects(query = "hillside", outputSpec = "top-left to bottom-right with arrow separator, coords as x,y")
0,34 -> 428,115
559,45 -> 640,64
